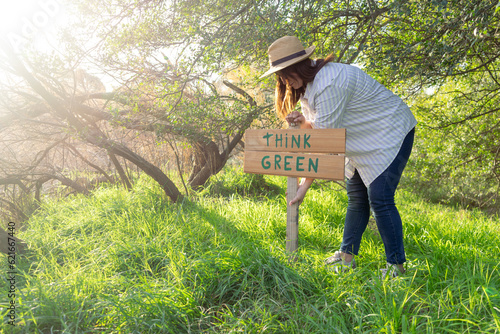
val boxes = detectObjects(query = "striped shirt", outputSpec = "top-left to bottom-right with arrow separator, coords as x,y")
300,62 -> 417,186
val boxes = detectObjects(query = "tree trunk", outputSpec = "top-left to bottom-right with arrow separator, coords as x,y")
188,141 -> 224,189
86,130 -> 182,202
108,151 -> 132,190
53,174 -> 90,195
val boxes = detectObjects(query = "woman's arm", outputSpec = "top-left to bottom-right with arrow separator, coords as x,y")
285,111 -> 314,205
289,177 -> 314,206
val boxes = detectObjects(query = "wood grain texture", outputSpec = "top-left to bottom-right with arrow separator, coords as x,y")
244,151 -> 345,180
286,176 -> 299,254
245,129 -> 345,154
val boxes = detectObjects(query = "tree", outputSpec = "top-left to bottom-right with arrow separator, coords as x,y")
362,0 -> 500,209
0,41 -> 183,219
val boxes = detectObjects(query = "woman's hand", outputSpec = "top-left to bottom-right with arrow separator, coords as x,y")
286,111 -> 306,126
288,178 -> 314,206
286,111 -> 313,129
288,184 -> 307,206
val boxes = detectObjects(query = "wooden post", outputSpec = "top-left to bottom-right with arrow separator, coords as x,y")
286,123 -> 299,257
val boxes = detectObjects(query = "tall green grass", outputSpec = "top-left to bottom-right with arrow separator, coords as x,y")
1,167 -> 499,333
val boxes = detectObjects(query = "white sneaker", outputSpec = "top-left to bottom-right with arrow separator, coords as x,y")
325,251 -> 356,273
380,263 -> 405,279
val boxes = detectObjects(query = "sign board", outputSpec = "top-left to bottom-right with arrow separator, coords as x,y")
244,127 -> 346,257
244,129 -> 346,180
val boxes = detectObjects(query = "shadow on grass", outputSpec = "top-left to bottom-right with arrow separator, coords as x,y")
182,198 -> 319,295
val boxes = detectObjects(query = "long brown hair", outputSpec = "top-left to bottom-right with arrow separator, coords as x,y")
275,55 -> 334,119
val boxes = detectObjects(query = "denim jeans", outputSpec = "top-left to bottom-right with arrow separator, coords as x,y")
340,128 -> 415,265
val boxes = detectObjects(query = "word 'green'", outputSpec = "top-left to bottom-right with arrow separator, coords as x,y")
261,154 -> 318,173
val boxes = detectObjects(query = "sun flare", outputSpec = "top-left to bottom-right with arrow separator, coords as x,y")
0,0 -> 63,51
0,3 -> 31,34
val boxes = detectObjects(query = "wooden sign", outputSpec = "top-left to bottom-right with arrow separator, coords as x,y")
244,128 -> 345,260
244,129 -> 346,180
244,127 -> 346,258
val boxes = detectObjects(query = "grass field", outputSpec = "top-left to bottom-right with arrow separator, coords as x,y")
1,167 -> 499,333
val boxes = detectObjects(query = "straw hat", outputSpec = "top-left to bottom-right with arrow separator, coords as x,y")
260,36 -> 315,78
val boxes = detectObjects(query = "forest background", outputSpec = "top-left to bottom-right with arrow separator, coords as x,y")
0,0 -> 499,224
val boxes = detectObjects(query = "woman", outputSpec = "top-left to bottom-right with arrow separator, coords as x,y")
261,36 -> 417,277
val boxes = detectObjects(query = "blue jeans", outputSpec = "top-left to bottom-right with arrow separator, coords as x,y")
340,128 -> 415,265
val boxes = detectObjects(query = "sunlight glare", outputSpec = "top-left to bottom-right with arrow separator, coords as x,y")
0,3 -> 32,33
0,0 -> 63,51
